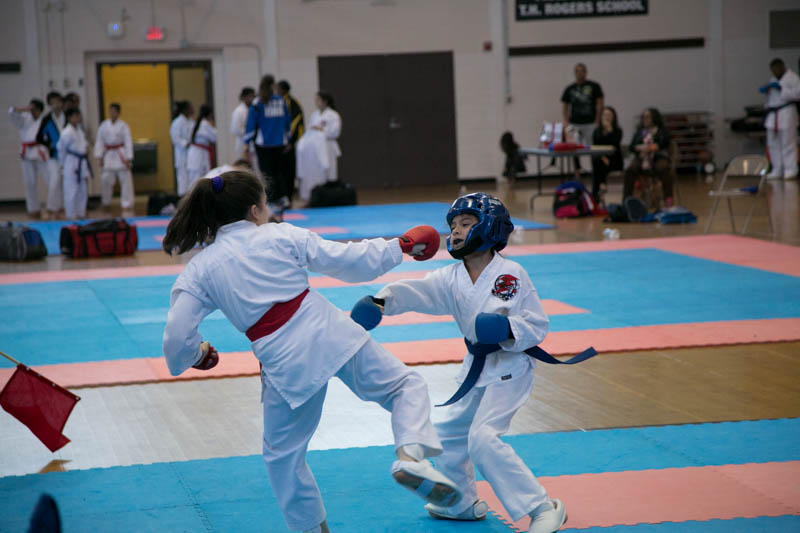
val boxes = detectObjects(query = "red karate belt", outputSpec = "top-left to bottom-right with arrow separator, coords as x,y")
104,143 -> 129,166
21,141 -> 47,161
191,142 -> 215,170
0,364 -> 80,452
246,289 -> 309,341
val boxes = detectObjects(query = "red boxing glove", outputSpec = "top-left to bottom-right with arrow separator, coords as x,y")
193,341 -> 219,371
399,225 -> 440,261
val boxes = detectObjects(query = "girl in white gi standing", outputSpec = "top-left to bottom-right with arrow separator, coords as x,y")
295,91 -> 342,202
161,170 -> 461,533
57,109 -> 92,219
8,99 -> 48,218
94,103 -> 134,215
186,105 -> 217,192
761,58 -> 800,180
351,193 -> 569,533
170,101 -> 195,196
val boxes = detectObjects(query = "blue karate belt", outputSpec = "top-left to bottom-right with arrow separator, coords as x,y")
438,338 -> 598,407
66,149 -> 92,182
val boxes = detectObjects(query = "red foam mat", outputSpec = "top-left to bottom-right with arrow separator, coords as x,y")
477,461 -> 800,531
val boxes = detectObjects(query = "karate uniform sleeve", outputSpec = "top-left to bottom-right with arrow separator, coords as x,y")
288,225 -> 402,282
163,287 -> 216,376
781,71 -> 800,101
56,130 -> 68,165
93,123 -> 105,159
499,273 -> 549,353
123,123 -> 133,161
8,107 -> 25,130
323,110 -> 341,140
376,269 -> 450,316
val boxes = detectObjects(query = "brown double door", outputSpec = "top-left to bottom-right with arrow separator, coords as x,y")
318,51 -> 457,188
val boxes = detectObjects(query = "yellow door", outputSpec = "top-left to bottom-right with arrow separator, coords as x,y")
100,63 -> 172,192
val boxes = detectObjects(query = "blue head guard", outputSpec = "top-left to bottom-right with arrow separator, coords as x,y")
446,193 -> 514,259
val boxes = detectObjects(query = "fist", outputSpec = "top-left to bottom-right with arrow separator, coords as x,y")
399,225 -> 440,261
350,296 -> 384,331
193,341 -> 219,370
475,313 -> 511,344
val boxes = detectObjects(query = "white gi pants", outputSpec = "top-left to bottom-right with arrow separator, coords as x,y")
46,160 -> 63,212
20,160 -> 47,214
184,169 -> 205,195
175,165 -> 191,196
433,369 -> 548,522
766,127 -> 798,178
101,168 -> 134,208
63,171 -> 87,219
260,338 -> 442,531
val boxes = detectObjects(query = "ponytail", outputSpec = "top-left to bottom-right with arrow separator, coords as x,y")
162,170 -> 265,255
191,104 -> 213,143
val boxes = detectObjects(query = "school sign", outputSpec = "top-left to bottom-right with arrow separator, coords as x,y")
516,0 -> 648,20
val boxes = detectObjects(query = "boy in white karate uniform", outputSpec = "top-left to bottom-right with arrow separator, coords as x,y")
161,170 -> 462,533
351,193 -> 569,533
94,103 -> 134,215
37,91 -> 67,219
761,58 -> 800,180
57,109 -> 92,219
8,99 -> 48,218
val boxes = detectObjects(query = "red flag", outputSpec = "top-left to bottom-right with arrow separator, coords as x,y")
0,364 -> 80,452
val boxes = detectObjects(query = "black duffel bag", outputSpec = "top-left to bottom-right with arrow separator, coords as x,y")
0,222 -> 47,261
308,181 -> 357,208
147,192 -> 182,216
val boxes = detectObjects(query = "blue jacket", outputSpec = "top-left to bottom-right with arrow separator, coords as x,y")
244,94 -> 290,148
36,112 -> 61,158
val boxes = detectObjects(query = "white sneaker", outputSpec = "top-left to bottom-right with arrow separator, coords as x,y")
426,499 -> 488,521
391,459 -> 462,508
528,499 -> 567,533
766,171 -> 783,180
784,173 -> 798,180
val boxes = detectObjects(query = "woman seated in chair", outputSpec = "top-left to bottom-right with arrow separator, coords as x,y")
500,131 -> 527,189
590,106 -> 624,204
623,107 -> 674,211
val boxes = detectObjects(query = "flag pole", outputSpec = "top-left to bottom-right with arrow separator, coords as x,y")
0,350 -> 21,366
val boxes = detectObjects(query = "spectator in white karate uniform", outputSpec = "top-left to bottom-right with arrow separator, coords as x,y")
94,103 -> 135,216
170,101 -> 195,196
8,98 -> 48,218
295,91 -> 341,203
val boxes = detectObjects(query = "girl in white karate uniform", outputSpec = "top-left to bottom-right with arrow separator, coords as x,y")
185,105 -> 217,193
296,91 -> 341,202
94,103 -> 134,214
161,170 -> 460,533
170,101 -> 195,195
57,109 -> 92,219
351,193 -> 570,533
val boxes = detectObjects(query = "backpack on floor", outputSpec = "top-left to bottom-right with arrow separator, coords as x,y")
0,222 -> 47,261
308,181 -> 357,208
60,218 -> 138,258
552,181 -> 595,218
147,192 -> 181,216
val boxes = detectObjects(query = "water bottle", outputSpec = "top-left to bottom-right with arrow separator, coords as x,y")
603,228 -> 620,240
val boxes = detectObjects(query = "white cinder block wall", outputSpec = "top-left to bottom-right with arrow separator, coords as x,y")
0,0 -> 798,201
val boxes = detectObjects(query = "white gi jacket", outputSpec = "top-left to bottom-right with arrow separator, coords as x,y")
230,102 -> 249,157
377,253 -> 549,387
163,220 -> 403,408
308,108 -> 341,162
186,119 -> 217,172
94,119 -> 133,170
57,124 -> 91,182
170,114 -> 194,168
764,68 -> 800,131
8,107 -> 47,161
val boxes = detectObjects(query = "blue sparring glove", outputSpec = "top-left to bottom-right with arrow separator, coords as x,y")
350,296 -> 385,331
475,312 -> 512,344
769,81 -> 782,90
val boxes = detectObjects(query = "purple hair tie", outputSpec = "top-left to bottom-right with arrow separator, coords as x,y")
211,175 -> 224,193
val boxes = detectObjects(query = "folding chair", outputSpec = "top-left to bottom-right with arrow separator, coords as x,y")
704,155 -> 771,235
669,140 -> 681,205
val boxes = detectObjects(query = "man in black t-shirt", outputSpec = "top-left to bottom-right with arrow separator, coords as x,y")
561,63 -> 604,172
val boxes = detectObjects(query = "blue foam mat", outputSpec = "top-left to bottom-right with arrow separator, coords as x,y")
2,248 -> 799,367
18,202 -> 552,254
1,418 -> 797,533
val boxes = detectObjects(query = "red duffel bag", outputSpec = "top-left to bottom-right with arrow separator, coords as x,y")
60,218 -> 138,258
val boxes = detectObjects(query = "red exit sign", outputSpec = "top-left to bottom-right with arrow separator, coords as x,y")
145,26 -> 165,41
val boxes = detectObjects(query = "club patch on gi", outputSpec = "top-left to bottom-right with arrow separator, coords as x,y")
492,274 -> 519,301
